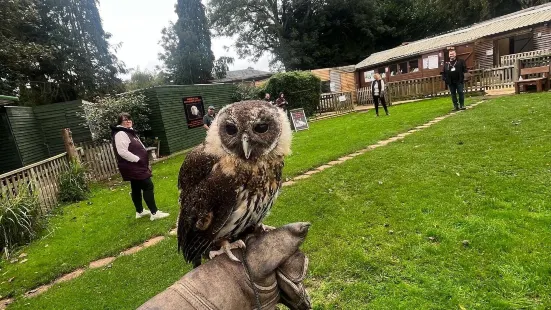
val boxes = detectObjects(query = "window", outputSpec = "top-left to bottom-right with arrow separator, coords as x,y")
399,62 -> 408,74
409,60 -> 419,72
378,67 -> 386,79
389,64 -> 398,76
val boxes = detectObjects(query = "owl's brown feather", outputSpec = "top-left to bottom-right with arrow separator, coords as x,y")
177,101 -> 291,264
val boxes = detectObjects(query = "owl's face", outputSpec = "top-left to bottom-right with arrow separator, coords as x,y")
205,100 -> 292,161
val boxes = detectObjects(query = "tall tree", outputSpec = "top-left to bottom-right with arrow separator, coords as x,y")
159,0 -> 215,84
0,0 -> 125,105
124,67 -> 167,91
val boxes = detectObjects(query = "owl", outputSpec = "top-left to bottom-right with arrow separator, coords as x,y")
177,100 -> 292,266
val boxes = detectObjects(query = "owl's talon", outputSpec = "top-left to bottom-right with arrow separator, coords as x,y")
209,239 -> 246,262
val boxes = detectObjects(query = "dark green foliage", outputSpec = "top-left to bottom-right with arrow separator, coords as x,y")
0,183 -> 43,258
231,83 -> 262,102
124,68 -> 167,92
159,0 -> 215,84
0,0 -> 125,105
58,160 -> 89,203
212,57 -> 234,80
262,72 -> 321,117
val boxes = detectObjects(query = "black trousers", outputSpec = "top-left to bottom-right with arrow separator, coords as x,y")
373,95 -> 388,115
130,178 -> 158,214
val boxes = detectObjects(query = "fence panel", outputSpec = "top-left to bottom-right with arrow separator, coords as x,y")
0,152 -> 71,213
79,141 -> 119,181
317,92 -> 355,115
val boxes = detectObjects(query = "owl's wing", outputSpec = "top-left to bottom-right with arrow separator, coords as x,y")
177,144 -> 237,263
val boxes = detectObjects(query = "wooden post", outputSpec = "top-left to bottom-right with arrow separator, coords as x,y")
513,59 -> 521,82
62,128 -> 79,163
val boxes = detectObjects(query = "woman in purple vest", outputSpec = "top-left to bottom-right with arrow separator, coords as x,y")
111,113 -> 169,221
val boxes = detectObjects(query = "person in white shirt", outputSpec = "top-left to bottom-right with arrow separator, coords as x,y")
371,73 -> 389,117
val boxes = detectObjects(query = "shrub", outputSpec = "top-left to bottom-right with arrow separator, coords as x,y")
232,83 -> 263,102
81,92 -> 150,141
58,160 -> 89,203
0,183 -> 43,258
262,71 -> 322,117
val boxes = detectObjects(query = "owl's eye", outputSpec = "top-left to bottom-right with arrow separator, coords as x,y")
254,123 -> 269,133
225,123 -> 238,135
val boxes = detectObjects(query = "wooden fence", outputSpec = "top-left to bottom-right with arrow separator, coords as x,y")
501,49 -> 551,66
78,141 -> 119,181
0,140 -> 121,212
317,92 -> 355,114
357,65 -> 516,103
0,152 -> 72,213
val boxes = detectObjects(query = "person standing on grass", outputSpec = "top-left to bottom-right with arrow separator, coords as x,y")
111,113 -> 170,221
442,49 -> 468,111
371,73 -> 389,117
203,105 -> 216,130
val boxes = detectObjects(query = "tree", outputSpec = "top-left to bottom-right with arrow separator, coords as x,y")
208,0 -> 386,70
159,0 -> 215,84
212,56 -> 234,79
0,0 -> 126,105
124,67 -> 167,91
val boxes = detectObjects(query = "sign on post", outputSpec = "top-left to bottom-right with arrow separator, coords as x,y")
289,108 -> 309,132
183,96 -> 205,129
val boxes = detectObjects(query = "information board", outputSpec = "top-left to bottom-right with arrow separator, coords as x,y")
183,96 -> 205,129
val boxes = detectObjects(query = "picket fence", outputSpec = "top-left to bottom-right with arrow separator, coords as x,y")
0,141 -> 120,213
317,92 -> 355,114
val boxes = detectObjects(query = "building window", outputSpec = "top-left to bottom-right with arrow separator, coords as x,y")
399,62 -> 408,74
378,67 -> 386,79
390,64 -> 398,76
409,60 -> 419,72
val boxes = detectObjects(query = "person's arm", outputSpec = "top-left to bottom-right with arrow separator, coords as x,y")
463,59 -> 468,73
203,116 -> 210,130
114,131 -> 140,162
381,80 -> 385,93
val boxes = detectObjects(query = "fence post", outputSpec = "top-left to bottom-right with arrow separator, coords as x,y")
62,128 -> 80,163
513,59 -> 521,82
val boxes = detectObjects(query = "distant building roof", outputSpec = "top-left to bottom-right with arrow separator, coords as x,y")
356,3 -> 551,69
211,69 -> 274,83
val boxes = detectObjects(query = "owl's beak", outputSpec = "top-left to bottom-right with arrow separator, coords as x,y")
242,134 -> 252,159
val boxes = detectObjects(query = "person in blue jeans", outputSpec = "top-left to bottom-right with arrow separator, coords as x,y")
442,49 -> 468,111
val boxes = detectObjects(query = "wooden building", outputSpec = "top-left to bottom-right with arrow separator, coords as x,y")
355,3 -> 551,88
311,65 -> 358,103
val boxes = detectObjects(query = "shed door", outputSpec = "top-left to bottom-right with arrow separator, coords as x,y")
330,71 -> 341,92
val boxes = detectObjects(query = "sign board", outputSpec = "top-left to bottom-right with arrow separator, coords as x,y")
339,95 -> 346,102
486,49 -> 493,56
289,108 -> 309,132
183,96 -> 205,129
364,70 -> 375,83
427,55 -> 439,69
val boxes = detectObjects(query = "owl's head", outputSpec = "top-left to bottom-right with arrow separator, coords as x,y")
204,100 -> 292,161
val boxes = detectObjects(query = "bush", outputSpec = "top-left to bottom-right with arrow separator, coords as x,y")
0,183 -> 43,258
262,71 -> 322,117
81,92 -> 150,141
58,160 -> 89,203
232,83 -> 263,102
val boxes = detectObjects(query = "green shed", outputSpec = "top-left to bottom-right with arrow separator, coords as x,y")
143,84 -> 237,155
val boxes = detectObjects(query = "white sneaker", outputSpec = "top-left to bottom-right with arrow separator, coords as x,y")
136,210 -> 152,219
150,211 -> 170,221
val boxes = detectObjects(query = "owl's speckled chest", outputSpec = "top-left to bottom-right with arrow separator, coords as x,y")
214,157 -> 284,239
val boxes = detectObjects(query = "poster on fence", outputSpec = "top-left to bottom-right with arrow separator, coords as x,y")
183,96 -> 205,129
289,108 -> 309,132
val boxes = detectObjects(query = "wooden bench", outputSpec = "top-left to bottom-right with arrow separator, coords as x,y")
514,65 -> 550,94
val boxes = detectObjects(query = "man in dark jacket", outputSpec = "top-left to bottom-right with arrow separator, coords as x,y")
442,49 -> 468,111
111,113 -> 169,221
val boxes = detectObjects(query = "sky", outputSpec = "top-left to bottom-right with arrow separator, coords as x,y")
98,0 -> 272,80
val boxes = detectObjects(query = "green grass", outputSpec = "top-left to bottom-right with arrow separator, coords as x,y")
0,97 -> 466,299
7,92 -> 551,309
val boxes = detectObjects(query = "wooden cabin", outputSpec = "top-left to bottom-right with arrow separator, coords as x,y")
356,3 -> 551,88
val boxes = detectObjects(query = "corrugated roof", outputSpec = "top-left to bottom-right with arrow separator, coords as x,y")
356,3 -> 551,69
211,69 -> 274,83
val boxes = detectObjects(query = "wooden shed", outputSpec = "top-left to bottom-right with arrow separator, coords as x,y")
355,3 -> 551,88
311,65 -> 358,103
140,84 -> 237,155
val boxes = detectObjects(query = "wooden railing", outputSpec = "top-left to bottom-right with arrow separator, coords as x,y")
79,141 -> 119,181
356,86 -> 391,106
0,152 -> 72,213
317,92 -> 354,114
501,49 -> 551,66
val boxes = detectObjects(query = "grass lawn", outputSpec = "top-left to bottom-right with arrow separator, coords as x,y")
0,97 -> 470,300
7,92 -> 551,309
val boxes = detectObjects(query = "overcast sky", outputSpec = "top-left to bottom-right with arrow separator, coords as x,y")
98,0 -> 272,80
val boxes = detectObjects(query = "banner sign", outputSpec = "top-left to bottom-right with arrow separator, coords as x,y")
183,96 -> 205,129
289,108 -> 309,132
